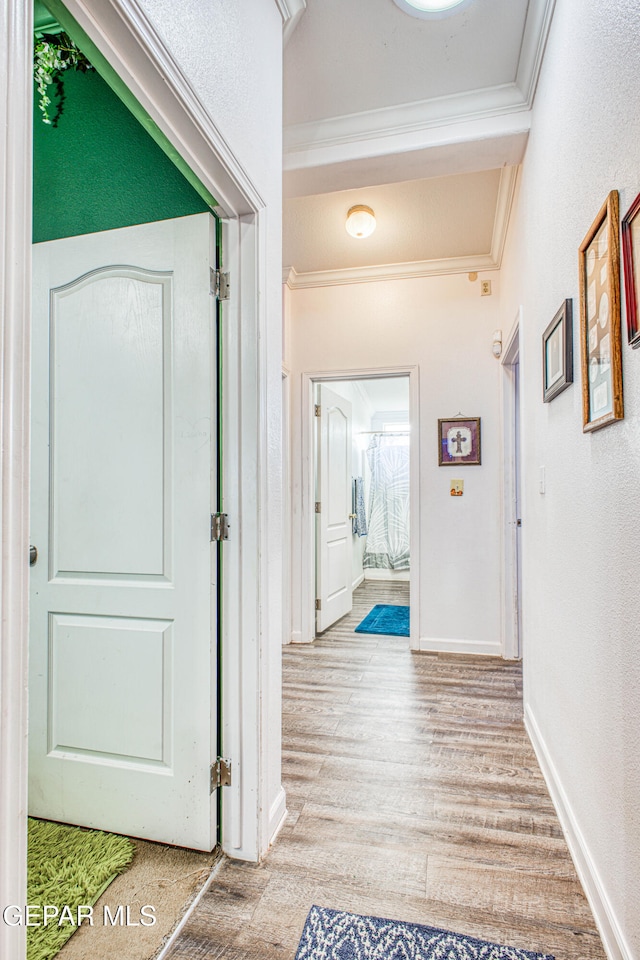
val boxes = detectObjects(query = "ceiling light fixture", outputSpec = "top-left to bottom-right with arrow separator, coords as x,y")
392,0 -> 473,19
345,205 -> 376,239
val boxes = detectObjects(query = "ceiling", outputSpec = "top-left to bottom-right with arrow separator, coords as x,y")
331,377 -> 410,415
284,0 -> 529,127
357,377 -> 410,414
282,0 -> 556,286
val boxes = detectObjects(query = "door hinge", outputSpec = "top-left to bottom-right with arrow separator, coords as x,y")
210,268 -> 230,301
315,502 -> 321,513
314,404 -> 321,417
210,757 -> 232,793
315,599 -> 321,611
211,512 -> 230,541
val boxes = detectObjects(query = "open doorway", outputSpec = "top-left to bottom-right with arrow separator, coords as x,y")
302,369 -> 419,650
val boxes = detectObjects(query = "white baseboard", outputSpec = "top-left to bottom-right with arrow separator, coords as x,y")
524,704 -> 631,960
364,569 -> 410,581
290,630 -> 303,644
419,636 -> 501,656
267,786 -> 288,850
352,573 -> 365,590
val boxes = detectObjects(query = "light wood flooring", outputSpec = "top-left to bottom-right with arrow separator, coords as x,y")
163,581 -> 605,959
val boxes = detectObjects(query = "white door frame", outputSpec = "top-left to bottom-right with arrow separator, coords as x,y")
1,3 -> 278,953
500,311 -> 523,660
300,366 -> 420,651
282,368 -> 292,645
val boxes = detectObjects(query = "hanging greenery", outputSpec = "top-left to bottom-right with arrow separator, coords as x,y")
34,32 -> 94,127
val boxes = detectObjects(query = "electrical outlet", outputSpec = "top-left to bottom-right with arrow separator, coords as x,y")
481,280 -> 492,296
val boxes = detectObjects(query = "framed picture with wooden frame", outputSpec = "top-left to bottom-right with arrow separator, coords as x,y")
621,190 -> 640,347
542,299 -> 573,402
578,190 -> 624,432
438,416 -> 481,466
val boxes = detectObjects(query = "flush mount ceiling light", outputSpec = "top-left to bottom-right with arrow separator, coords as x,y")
346,205 -> 376,239
392,0 -> 473,19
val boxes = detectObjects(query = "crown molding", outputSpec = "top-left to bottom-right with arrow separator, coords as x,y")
516,0 -> 557,106
274,0 -> 307,44
284,255 -> 497,290
284,83 -> 526,163
490,164 -> 519,267
285,164 -> 518,289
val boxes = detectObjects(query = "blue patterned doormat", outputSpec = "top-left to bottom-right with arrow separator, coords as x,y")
295,906 -> 555,960
354,604 -> 409,637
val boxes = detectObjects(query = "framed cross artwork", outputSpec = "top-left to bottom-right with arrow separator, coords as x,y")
438,416 -> 481,466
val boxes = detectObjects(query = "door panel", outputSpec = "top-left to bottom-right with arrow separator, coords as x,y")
48,613 -> 170,763
316,384 -> 352,632
50,268 -> 169,579
30,214 -> 217,850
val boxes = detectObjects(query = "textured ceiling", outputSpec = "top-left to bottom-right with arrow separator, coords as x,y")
284,0 -> 529,126
284,169 -> 500,274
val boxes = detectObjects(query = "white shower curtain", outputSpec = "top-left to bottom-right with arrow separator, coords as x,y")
363,434 -> 410,571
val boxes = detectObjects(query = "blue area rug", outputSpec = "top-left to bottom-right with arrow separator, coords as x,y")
354,604 -> 409,637
295,906 -> 555,960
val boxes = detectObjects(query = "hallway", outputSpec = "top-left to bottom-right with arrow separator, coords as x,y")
164,582 -> 605,959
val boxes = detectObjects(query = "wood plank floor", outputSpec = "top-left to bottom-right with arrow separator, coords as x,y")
163,581 -> 606,959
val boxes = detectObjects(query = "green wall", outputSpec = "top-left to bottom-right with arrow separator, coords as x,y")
33,66 -> 210,242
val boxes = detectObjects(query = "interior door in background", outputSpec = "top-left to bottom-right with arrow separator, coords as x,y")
29,213 -> 218,851
315,383 -> 353,633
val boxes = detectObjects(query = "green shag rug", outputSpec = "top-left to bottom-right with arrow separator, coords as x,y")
27,818 -> 135,960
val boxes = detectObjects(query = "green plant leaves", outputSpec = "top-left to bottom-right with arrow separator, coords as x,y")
34,32 -> 93,126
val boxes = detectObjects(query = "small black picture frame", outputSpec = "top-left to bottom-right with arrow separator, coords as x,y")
542,299 -> 573,402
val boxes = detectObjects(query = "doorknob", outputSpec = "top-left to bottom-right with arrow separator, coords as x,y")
29,545 -> 38,566
348,513 -> 357,519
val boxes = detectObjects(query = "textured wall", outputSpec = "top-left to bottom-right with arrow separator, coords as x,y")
33,68 -> 209,242
288,273 -> 503,651
500,0 -> 640,953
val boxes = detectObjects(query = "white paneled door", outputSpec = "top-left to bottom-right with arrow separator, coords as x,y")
29,214 -> 218,851
315,383 -> 353,632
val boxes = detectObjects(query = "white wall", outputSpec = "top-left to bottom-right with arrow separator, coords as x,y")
500,1 -> 640,955
288,274 -> 504,653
